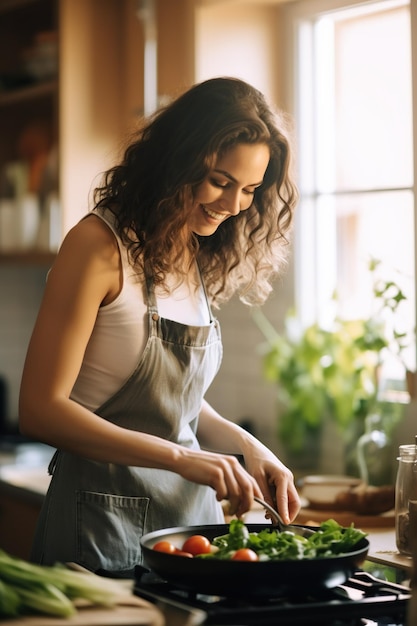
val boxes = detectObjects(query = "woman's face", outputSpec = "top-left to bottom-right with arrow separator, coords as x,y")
188,143 -> 270,236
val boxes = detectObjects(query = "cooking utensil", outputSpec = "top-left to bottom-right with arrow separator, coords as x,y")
253,496 -> 314,537
140,523 -> 369,597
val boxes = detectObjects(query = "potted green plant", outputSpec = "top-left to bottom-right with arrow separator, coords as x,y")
253,259 -> 412,473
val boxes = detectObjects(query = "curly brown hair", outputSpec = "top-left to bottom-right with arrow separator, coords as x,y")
93,77 -> 298,307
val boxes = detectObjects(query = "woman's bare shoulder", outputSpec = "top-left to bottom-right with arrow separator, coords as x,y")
58,213 -> 120,267
45,213 -> 123,307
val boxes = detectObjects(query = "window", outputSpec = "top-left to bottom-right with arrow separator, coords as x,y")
283,0 -> 416,396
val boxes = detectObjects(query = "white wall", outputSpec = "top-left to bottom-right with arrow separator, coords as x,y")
195,2 -> 282,103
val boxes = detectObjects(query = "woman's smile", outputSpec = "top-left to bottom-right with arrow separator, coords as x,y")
201,204 -> 229,222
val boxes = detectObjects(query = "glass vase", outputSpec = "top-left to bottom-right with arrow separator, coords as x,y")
356,413 -> 393,486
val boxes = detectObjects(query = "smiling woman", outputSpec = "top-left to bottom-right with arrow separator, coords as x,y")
18,77 -> 300,574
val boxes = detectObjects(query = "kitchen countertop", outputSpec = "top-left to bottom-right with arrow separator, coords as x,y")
0,440 -> 52,505
359,526 -> 412,572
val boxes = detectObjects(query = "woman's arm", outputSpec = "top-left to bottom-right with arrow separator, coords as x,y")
19,217 -> 190,469
197,399 -> 301,524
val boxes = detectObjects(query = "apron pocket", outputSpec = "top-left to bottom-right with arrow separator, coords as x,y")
76,490 -> 149,572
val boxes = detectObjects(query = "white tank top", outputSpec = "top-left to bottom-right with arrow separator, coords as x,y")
70,209 -> 210,412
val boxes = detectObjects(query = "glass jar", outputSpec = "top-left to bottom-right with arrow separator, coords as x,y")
356,413 -> 393,486
407,500 -> 417,625
395,444 -> 417,556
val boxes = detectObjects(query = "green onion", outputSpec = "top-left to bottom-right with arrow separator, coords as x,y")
0,549 -> 129,618
14,582 -> 76,618
0,579 -> 20,617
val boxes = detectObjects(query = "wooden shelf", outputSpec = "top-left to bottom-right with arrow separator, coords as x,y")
0,0 -> 41,13
0,80 -> 57,107
0,250 -> 56,265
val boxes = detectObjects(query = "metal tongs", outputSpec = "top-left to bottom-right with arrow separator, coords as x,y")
254,496 -> 314,538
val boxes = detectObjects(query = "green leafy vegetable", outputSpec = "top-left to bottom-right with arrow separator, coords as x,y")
14,582 -> 75,618
0,549 -> 129,618
200,518 -> 367,561
0,579 -> 20,617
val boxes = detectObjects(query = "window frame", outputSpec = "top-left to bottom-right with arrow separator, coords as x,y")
281,0 -> 417,352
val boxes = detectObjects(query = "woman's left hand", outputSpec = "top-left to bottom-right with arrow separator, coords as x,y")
242,444 -> 301,525
197,400 -> 301,524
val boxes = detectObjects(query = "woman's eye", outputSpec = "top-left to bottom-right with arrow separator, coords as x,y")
210,179 -> 228,189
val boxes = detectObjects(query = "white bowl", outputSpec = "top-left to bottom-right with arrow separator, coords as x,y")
300,474 -> 363,510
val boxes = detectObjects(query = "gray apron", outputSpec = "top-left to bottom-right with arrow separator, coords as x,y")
31,262 -> 224,572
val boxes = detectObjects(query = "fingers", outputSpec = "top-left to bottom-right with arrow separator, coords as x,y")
188,452 -> 259,518
270,473 -> 301,525
288,482 -> 302,521
210,457 -> 301,523
251,463 -> 301,525
211,455 -> 260,518
180,449 -> 293,521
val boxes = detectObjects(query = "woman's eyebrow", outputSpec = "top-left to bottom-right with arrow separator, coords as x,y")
213,169 -> 263,187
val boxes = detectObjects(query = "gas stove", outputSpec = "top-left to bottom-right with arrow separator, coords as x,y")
133,562 -> 411,626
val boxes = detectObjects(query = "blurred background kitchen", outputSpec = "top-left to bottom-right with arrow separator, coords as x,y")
0,0 -> 416,491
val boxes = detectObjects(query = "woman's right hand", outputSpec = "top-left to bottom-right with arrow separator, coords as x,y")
175,448 -> 263,518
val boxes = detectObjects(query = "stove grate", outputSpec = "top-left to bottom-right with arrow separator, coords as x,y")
133,569 -> 410,626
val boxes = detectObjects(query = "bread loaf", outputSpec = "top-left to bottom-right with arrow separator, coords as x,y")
334,483 -> 395,515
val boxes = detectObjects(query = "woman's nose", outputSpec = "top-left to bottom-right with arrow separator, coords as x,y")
220,189 -> 241,215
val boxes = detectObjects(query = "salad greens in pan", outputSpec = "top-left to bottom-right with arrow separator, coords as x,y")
197,519 -> 367,562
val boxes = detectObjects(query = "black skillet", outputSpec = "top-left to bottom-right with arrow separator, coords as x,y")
140,522 -> 369,597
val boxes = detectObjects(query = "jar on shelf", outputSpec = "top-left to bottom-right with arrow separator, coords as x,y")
395,443 -> 417,556
356,413 -> 393,486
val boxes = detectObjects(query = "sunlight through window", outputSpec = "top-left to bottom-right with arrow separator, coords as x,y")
286,0 -> 415,398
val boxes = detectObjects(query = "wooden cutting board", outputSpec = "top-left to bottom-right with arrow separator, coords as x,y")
245,503 -> 395,528
0,595 -> 165,626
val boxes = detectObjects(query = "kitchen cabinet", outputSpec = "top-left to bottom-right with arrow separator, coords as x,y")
0,0 -> 197,266
0,443 -> 52,560
0,0 -> 58,262
0,481 -> 42,560
58,0 -> 194,236
0,0 -> 146,265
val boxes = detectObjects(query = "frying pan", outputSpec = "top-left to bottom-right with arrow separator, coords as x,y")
140,523 -> 369,597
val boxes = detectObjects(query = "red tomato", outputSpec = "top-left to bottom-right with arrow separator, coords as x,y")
182,534 -> 212,556
231,548 -> 259,561
174,549 -> 194,558
152,540 -> 176,554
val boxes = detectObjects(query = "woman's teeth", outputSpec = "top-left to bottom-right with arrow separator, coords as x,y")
202,205 -> 225,221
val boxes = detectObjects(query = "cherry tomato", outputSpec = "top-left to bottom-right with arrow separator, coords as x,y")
182,534 -> 212,556
231,548 -> 259,561
174,549 -> 194,558
152,540 -> 176,554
